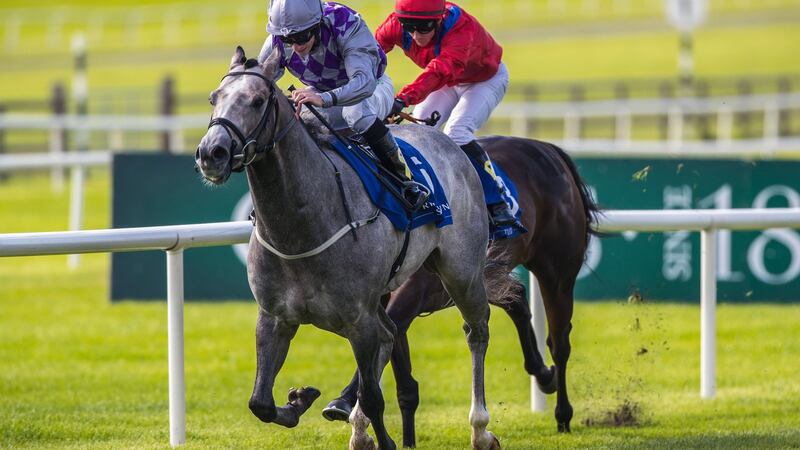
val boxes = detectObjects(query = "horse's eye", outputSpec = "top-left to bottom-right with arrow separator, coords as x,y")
252,97 -> 265,108
209,91 -> 218,106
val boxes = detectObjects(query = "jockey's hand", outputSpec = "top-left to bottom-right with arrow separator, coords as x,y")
291,89 -> 324,117
389,97 -> 406,118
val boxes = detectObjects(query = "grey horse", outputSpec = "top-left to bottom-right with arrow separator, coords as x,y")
195,46 -> 507,450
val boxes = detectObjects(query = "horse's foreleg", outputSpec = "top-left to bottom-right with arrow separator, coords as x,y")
348,310 -> 397,450
322,294 -> 394,423
249,309 -> 319,428
499,281 -> 556,393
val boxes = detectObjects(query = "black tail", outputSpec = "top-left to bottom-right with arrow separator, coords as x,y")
483,244 -> 521,307
548,143 -> 601,242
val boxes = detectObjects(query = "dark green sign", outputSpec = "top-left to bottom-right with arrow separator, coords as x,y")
112,153 -> 800,302
575,158 -> 800,302
111,153 -> 252,301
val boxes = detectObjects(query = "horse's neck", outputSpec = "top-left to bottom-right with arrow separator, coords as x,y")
247,100 -> 344,243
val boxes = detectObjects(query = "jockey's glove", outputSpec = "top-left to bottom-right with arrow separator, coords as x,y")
390,97 -> 406,117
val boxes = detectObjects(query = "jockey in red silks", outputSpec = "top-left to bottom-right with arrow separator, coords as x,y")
375,0 -> 515,225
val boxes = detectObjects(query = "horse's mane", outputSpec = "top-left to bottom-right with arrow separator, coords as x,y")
296,108 -> 334,145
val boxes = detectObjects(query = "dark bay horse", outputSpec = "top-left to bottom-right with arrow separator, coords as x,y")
195,47 -> 513,450
323,135 -> 600,447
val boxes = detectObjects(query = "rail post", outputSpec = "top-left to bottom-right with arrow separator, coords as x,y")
736,79 -> 753,138
69,33 -> 88,269
700,228 -> 717,399
167,248 -> 186,446
695,80 -> 712,140
50,83 -> 67,192
0,103 -> 6,182
614,82 -> 631,145
567,85 -> 584,142
160,76 -> 177,153
659,81 -> 674,140
529,272 -> 547,413
524,85 -> 538,137
778,77 -> 792,137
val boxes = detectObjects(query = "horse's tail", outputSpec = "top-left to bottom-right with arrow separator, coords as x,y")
548,142 -> 602,241
483,244 -> 523,307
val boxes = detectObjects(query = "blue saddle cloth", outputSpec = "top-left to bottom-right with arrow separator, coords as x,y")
467,158 -> 528,240
329,137 -> 452,231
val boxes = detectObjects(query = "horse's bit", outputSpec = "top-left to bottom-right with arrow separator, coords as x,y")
207,71 -> 297,172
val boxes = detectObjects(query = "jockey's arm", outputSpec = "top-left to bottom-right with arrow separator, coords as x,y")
318,21 -> 380,108
257,36 -> 286,82
398,42 -> 467,106
374,14 -> 397,54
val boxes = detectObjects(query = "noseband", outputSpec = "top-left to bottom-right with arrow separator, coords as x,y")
207,71 -> 296,172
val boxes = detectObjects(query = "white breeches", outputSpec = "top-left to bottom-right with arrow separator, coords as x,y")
317,73 -> 395,133
412,62 -> 508,146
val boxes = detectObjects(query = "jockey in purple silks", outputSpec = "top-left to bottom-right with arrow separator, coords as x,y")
259,0 -> 425,208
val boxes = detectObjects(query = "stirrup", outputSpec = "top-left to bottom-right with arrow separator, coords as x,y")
402,180 -> 430,211
490,202 -> 516,226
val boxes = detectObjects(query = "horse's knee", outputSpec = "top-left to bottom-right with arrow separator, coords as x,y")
249,398 -> 277,423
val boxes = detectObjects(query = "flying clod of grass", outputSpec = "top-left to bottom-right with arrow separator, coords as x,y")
582,400 -> 645,428
631,165 -> 651,182
628,290 -> 644,304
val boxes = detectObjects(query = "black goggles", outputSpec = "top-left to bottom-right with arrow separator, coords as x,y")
399,18 -> 437,34
281,24 -> 319,45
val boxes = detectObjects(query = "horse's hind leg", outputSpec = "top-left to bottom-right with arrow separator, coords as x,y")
348,308 -> 397,450
248,309 -> 319,428
538,276 -> 575,433
496,280 -> 556,393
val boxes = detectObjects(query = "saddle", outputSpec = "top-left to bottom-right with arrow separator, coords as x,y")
335,129 -> 430,214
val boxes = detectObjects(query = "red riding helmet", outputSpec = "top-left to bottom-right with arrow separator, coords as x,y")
394,0 -> 446,19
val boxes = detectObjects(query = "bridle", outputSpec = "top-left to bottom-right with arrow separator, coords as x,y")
207,71 -> 297,173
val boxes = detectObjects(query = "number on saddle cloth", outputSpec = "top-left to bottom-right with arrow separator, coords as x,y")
467,159 -> 528,240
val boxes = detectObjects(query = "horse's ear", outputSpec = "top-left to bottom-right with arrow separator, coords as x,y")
230,46 -> 247,69
262,47 -> 281,79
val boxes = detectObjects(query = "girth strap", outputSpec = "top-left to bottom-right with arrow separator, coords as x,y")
254,210 -> 381,260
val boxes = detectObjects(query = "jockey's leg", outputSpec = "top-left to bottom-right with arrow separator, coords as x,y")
444,62 -> 515,225
459,140 -> 516,225
364,120 -> 428,210
341,75 -> 428,210
411,85 -> 459,131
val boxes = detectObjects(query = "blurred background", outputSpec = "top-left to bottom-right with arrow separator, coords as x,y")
1,0 -> 798,153
2,2 -> 800,448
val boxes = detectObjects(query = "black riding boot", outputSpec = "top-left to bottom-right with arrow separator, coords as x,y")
364,120 -> 429,210
460,140 -> 517,225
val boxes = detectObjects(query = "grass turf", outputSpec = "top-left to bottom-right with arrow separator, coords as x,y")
2,171 -> 800,449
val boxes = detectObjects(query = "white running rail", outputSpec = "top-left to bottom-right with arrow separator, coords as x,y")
2,208 -> 800,445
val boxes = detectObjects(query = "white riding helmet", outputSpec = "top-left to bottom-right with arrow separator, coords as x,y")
267,0 -> 324,36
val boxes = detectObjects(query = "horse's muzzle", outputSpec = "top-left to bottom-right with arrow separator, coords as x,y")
196,138 -> 233,184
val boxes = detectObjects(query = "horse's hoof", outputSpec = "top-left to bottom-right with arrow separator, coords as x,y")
349,435 -> 376,450
474,432 -> 500,450
536,365 -> 558,395
287,386 -> 321,416
489,434 -> 501,450
322,397 -> 353,422
557,422 -> 571,433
